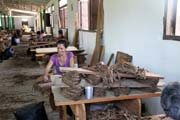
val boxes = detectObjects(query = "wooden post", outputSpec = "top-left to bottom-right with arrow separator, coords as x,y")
4,13 -> 7,30
62,106 -> 67,120
90,0 -> 104,65
98,45 -> 105,62
43,9 -> 46,32
40,11 -> 43,30
70,104 -> 86,120
73,29 -> 79,48
73,13 -> 79,48
107,53 -> 114,66
0,11 -> 2,30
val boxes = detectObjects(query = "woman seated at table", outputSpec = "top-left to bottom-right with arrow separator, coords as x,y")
43,39 -> 75,118
44,39 -> 74,81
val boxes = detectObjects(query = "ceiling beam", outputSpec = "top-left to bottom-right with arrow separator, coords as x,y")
2,0 -> 49,12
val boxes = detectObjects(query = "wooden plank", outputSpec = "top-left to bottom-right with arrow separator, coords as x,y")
90,0 -> 103,65
116,99 -> 141,117
141,114 -> 173,120
117,71 -> 164,79
36,46 -> 78,54
107,53 -> 114,66
98,45 -> 105,62
35,53 -> 45,57
52,85 -> 161,106
30,43 -> 56,48
60,67 -> 96,75
146,72 -> 164,79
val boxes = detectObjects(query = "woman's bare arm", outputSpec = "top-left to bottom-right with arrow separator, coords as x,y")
44,59 -> 54,81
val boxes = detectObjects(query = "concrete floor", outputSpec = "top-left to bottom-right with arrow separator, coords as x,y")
0,44 -> 59,120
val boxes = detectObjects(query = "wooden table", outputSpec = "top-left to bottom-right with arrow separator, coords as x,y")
50,68 -> 164,120
34,46 -> 87,65
29,45 -> 86,61
51,80 -> 161,120
35,46 -> 78,54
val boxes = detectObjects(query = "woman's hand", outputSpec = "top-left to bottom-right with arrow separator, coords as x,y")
43,75 -> 49,82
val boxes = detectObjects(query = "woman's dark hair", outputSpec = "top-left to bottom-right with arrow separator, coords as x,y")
56,39 -> 69,48
161,82 -> 180,120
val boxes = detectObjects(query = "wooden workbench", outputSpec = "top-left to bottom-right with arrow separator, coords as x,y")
52,85 -> 161,120
51,74 -> 162,120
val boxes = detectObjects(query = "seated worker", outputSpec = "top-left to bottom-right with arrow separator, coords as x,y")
161,81 -> 180,120
44,39 -> 74,81
58,29 -> 64,39
43,39 -> 74,117
40,30 -> 46,39
36,31 -> 41,40
11,29 -> 21,45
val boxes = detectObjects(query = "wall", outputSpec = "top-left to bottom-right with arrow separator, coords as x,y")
103,0 -> 180,114
79,31 -> 96,64
14,16 -> 35,30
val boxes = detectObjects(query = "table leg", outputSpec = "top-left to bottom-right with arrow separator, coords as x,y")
62,106 -> 67,120
70,104 -> 86,120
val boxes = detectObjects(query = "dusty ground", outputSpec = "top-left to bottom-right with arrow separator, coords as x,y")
0,44 -> 59,120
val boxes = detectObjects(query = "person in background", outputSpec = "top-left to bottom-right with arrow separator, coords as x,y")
58,29 -> 69,46
0,35 -> 14,60
36,31 -> 41,40
44,39 -> 74,81
161,82 -> 180,120
58,29 -> 64,39
11,29 -> 21,45
40,30 -> 46,39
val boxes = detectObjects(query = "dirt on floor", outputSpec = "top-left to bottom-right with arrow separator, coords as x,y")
0,44 -> 59,120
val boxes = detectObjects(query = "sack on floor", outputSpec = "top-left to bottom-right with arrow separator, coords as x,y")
3,47 -> 14,60
14,101 -> 48,120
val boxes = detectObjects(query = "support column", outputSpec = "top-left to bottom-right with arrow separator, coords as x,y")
40,11 -> 43,30
43,9 -> 46,32
8,16 -> 13,30
0,12 -> 2,30
4,13 -> 7,30
12,17 -> 15,29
